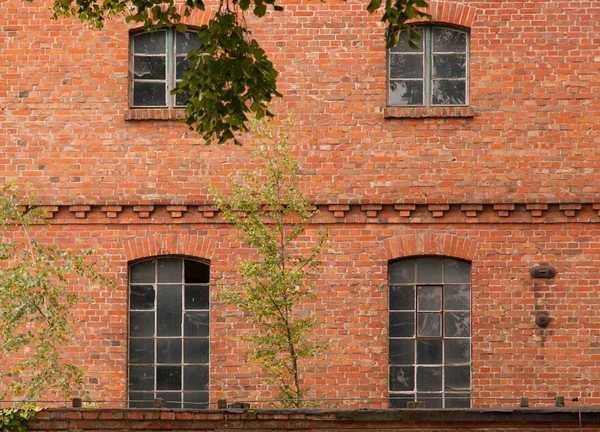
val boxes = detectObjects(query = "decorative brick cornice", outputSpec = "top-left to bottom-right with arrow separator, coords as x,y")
21,202 -> 600,225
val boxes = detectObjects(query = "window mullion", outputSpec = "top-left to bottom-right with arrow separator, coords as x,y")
425,26 -> 432,106
167,29 -> 175,108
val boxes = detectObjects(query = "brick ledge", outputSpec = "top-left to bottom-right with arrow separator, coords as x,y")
384,106 -> 476,118
124,108 -> 187,121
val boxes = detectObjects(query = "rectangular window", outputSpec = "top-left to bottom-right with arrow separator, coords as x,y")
130,30 -> 201,108
388,26 -> 469,107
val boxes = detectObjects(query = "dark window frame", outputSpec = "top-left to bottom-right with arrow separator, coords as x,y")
128,256 -> 210,409
387,25 -> 470,107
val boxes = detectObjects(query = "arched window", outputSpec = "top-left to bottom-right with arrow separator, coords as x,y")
128,257 -> 210,408
388,26 -> 469,106
130,29 -> 201,107
388,256 -> 471,408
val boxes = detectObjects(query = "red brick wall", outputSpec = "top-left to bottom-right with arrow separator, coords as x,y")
1,0 -> 600,410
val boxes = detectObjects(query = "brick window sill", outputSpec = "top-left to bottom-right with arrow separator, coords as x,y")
384,106 -> 476,119
124,108 -> 187,121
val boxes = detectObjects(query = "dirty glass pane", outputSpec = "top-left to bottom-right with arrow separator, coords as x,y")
185,260 -> 210,283
445,393 -> 470,408
445,284 -> 470,310
130,285 -> 155,310
157,338 -> 182,364
432,28 -> 467,53
184,338 -> 209,363
184,311 -> 210,337
444,312 -> 470,338
157,285 -> 182,337
133,81 -> 166,106
390,28 -> 424,52
134,31 -> 166,54
390,54 -> 423,79
416,257 -> 443,284
133,56 -> 166,80
445,366 -> 470,391
389,259 -> 415,284
389,80 -> 423,105
417,340 -> 442,364
175,91 -> 192,107
184,391 -> 209,409
389,366 -> 414,392
157,366 -> 181,390
417,366 -> 442,391
130,260 -> 155,283
158,258 -> 182,283
417,313 -> 441,337
389,339 -> 414,365
129,365 -> 154,391
129,338 -> 154,364
184,365 -> 209,390
417,393 -> 442,408
432,54 -> 466,79
130,311 -> 154,337
444,339 -> 470,364
389,312 -> 415,337
176,56 -> 190,80
432,80 -> 466,105
418,286 -> 442,311
444,259 -> 471,284
389,286 -> 414,311
157,392 -> 181,408
185,285 -> 209,310
129,392 -> 154,408
389,394 -> 414,408
176,31 -> 202,54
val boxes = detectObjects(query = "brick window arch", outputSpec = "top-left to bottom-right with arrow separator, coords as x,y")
128,257 -> 210,408
388,256 -> 471,408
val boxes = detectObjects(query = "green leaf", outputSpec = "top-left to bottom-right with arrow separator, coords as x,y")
254,3 -> 267,17
366,0 -> 382,13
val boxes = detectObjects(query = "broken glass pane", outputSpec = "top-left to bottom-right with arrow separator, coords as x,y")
390,54 -> 424,79
184,260 -> 210,283
389,80 -> 423,105
133,56 -> 166,80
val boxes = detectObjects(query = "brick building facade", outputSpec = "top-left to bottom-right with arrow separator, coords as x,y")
1,0 -> 599,410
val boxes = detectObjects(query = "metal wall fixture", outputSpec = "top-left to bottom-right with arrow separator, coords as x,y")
530,265 -> 556,279
535,313 -> 551,328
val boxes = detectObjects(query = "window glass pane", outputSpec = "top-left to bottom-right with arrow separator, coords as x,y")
390,28 -> 424,53
183,391 -> 209,409
417,339 -> 442,364
432,80 -> 466,105
157,365 -> 182,390
444,312 -> 470,338
444,339 -> 470,364
129,338 -> 154,364
388,394 -> 414,408
444,259 -> 471,284
417,312 -> 441,337
390,54 -> 423,79
184,311 -> 210,337
389,366 -> 414,392
130,285 -> 155,310
445,393 -> 471,408
445,284 -> 470,310
133,81 -> 166,107
445,366 -> 470,391
418,286 -> 441,311
389,312 -> 414,337
157,285 -> 182,337
185,260 -> 210,283
185,285 -> 210,310
175,90 -> 192,107
389,259 -> 415,284
417,393 -> 442,408
130,260 -> 155,283
432,28 -> 467,53
184,365 -> 210,390
389,339 -> 414,365
158,258 -> 183,283
129,365 -> 154,391
133,56 -> 166,80
157,391 -> 181,408
133,31 -> 166,54
389,286 -> 414,311
176,56 -> 190,80
184,338 -> 209,363
389,80 -> 423,105
157,338 -> 182,364
417,366 -> 442,391
176,31 -> 202,54
432,54 -> 466,79
129,392 -> 154,408
130,311 -> 154,337
416,257 -> 443,284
